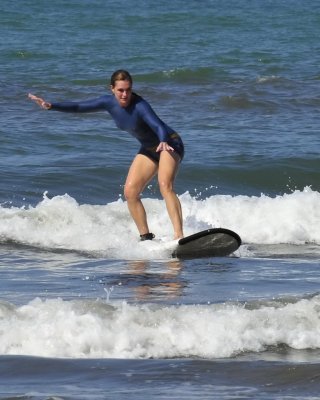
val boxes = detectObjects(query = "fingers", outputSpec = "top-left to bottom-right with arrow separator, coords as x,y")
156,142 -> 174,152
28,93 -> 43,105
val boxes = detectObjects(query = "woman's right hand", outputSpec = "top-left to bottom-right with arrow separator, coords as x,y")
28,93 -> 52,110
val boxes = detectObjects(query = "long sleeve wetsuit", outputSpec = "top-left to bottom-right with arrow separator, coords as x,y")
51,94 -> 184,162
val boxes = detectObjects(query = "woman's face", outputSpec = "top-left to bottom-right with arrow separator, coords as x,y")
111,79 -> 132,108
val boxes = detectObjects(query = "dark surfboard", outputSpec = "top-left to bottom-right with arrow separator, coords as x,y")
172,228 -> 241,259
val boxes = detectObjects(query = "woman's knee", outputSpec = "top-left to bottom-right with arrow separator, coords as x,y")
158,179 -> 174,197
124,183 -> 140,201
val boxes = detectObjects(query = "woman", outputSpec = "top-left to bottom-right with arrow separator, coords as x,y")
29,70 -> 184,240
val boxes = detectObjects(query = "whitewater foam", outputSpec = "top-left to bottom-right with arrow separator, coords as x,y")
0,188 -> 319,259
1,295 -> 320,359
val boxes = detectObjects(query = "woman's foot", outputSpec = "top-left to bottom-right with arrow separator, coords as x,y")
140,233 -> 155,241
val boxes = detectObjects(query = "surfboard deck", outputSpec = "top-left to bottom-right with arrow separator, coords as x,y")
172,228 -> 241,259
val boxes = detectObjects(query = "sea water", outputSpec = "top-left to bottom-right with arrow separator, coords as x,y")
1,0 -> 320,399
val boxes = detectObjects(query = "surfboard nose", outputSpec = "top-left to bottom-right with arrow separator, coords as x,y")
172,228 -> 241,259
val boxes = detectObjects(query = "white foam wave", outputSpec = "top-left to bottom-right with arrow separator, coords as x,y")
180,186 -> 320,246
0,187 -> 319,259
1,295 -> 320,359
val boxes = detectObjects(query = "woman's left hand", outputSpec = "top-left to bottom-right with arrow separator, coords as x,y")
156,142 -> 174,152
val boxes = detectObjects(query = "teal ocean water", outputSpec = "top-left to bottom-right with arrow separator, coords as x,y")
1,1 -> 320,399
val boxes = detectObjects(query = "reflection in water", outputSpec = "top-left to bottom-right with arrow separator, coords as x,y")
101,259 -> 237,303
115,260 -> 186,302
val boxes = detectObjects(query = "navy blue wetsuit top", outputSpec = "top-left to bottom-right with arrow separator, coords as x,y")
51,94 -> 181,150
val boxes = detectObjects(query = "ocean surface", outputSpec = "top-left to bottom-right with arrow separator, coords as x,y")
1,0 -> 320,399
